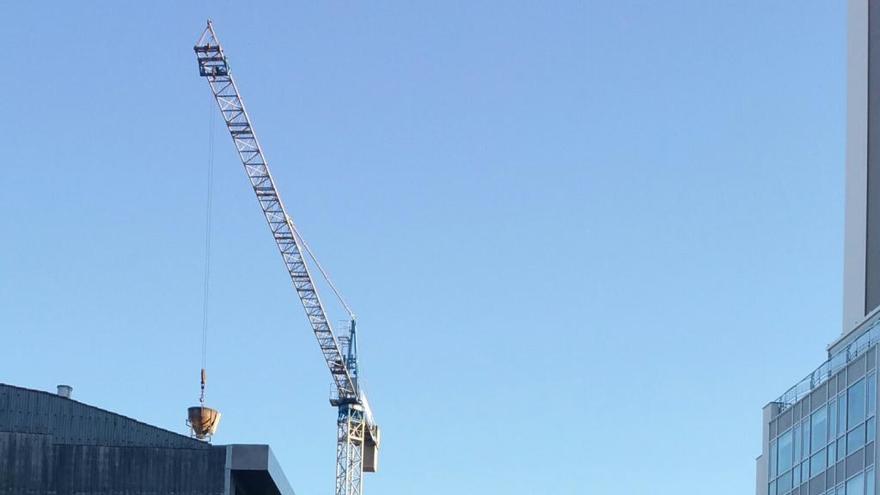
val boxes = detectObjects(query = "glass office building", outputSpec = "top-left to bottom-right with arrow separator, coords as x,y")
760,321 -> 880,495
758,1 -> 880,494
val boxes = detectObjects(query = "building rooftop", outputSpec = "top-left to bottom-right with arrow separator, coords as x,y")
0,382 -> 295,495
773,313 -> 880,409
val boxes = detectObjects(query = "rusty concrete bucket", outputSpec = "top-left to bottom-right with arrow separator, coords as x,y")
187,406 -> 221,440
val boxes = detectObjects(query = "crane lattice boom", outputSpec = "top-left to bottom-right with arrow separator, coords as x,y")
193,20 -> 379,495
194,25 -> 356,400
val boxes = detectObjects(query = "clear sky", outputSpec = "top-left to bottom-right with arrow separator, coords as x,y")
0,1 -> 847,494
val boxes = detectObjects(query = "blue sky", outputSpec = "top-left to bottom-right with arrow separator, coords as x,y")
0,1 -> 846,493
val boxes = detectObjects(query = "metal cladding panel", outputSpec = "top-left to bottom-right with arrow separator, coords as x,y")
0,384 -> 298,494
0,432 -> 54,493
0,384 -> 206,449
0,431 -> 226,495
228,444 -> 296,495
51,444 -> 226,494
868,0 -> 880,314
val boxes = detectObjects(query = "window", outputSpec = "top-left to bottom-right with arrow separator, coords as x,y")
840,395 -> 848,433
850,379 -> 867,428
832,401 -> 839,438
812,408 -> 828,454
838,437 -> 847,459
828,442 -> 837,465
848,424 -> 866,455
810,448 -> 826,477
779,429 -> 793,472
848,473 -> 865,495
794,424 -> 801,461
869,416 -> 876,443
804,420 -> 812,454
868,466 -> 875,495
870,374 -> 877,416
778,470 -> 792,493
770,440 -> 777,478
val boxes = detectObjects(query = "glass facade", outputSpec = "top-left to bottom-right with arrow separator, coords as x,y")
776,320 -> 880,407
767,348 -> 878,495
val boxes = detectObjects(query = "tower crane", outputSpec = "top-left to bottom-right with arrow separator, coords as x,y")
193,21 -> 380,495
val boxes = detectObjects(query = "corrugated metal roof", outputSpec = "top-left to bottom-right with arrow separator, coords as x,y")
0,384 -> 207,449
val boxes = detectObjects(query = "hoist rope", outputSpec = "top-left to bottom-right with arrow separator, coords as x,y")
288,218 -> 355,320
199,93 -> 216,404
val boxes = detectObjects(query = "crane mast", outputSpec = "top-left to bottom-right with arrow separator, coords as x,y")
193,21 -> 379,495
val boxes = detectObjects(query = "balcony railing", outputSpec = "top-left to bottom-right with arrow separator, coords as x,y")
775,318 -> 880,410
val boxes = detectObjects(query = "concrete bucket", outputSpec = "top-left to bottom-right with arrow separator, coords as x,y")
187,406 -> 221,440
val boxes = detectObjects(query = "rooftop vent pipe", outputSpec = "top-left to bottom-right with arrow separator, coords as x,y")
56,385 -> 72,399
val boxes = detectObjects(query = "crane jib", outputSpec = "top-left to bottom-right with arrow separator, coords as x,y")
193,26 -> 357,401
193,23 -> 381,495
